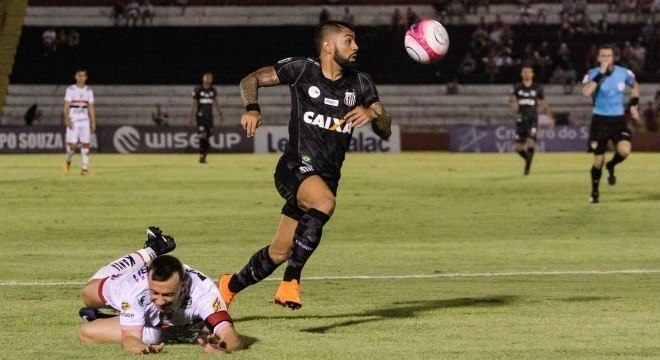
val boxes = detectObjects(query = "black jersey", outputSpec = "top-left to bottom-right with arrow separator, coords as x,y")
192,85 -> 217,119
274,57 -> 380,179
511,82 -> 544,120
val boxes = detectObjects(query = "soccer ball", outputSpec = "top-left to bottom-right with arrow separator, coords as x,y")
404,19 -> 450,64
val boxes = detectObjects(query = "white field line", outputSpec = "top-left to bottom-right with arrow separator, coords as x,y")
1,269 -> 659,286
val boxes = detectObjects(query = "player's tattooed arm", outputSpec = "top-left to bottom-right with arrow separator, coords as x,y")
369,102 -> 392,140
239,66 -> 281,105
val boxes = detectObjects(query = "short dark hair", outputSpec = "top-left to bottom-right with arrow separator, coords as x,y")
521,61 -> 535,70
314,20 -> 355,53
149,255 -> 184,282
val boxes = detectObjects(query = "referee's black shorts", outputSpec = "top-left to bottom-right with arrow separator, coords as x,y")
588,114 -> 631,154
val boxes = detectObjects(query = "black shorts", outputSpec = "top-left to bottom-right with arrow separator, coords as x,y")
274,156 -> 338,221
515,115 -> 537,142
196,115 -> 213,135
588,114 -> 631,154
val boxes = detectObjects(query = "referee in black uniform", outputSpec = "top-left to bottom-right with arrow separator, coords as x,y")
219,20 -> 392,310
188,72 -> 224,164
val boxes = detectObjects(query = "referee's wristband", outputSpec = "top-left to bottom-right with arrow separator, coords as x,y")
245,103 -> 261,113
628,97 -> 639,107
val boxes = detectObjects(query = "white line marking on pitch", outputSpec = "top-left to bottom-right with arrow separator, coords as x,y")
1,269 -> 658,286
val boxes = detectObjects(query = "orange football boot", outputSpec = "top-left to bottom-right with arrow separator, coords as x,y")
274,279 -> 302,310
218,274 -> 235,307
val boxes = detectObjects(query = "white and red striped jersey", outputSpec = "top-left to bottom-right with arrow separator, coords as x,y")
64,85 -> 94,122
101,265 -> 233,339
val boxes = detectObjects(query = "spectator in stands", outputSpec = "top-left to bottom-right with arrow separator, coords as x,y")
42,27 -> 57,56
432,0 -> 449,18
560,0 -> 576,17
152,104 -> 169,126
640,19 -> 655,45
653,0 -> 660,21
24,103 -> 42,126
446,78 -> 459,95
406,7 -> 419,27
642,100 -> 658,131
56,29 -> 68,51
68,28 -> 80,49
518,2 -> 535,25
446,0 -> 466,24
554,43 -> 576,94
391,8 -> 405,39
583,44 -> 598,72
595,13 -> 611,34
140,0 -> 155,26
534,41 -> 553,82
341,7 -> 354,25
175,0 -> 188,16
319,7 -> 330,23
457,51 -> 478,81
467,0 -> 490,15
124,0 -> 140,26
620,0 -> 637,23
557,15 -> 575,45
575,0 -> 587,16
111,0 -> 125,26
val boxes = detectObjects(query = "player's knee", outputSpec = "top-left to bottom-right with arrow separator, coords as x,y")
309,197 -> 335,216
78,324 -> 96,344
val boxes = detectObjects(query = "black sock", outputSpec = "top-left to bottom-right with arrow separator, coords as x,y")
609,152 -> 625,168
200,138 -> 209,155
517,149 -> 527,160
283,209 -> 330,282
526,148 -> 534,163
230,246 -> 279,293
590,166 -> 602,194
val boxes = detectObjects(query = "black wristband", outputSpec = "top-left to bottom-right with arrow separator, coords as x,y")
629,97 -> 639,107
245,103 -> 261,113
592,73 -> 604,83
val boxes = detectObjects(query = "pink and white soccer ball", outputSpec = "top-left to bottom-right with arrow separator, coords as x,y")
404,19 -> 450,64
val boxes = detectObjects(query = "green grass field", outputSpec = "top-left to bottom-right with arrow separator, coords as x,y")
0,152 -> 658,359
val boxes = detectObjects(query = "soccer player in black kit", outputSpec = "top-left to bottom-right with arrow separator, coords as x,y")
187,72 -> 224,163
508,63 -> 551,175
219,20 -> 392,310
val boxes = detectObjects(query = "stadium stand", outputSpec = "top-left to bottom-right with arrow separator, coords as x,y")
4,83 -> 658,131
0,0 -> 27,120
2,1 -> 658,131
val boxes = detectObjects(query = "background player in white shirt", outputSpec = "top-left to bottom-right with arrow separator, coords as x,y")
78,227 -> 242,354
63,69 -> 97,176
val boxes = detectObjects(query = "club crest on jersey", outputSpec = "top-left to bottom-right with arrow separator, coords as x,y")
344,91 -> 356,107
121,301 -> 131,312
308,86 -> 321,98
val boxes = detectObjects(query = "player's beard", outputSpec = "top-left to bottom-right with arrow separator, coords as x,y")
335,52 -> 357,70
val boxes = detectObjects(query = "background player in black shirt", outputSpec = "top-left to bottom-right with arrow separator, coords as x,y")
187,72 -> 224,164
219,20 -> 392,310
509,63 -> 552,175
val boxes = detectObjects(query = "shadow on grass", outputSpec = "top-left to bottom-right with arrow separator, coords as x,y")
235,295 -> 515,334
